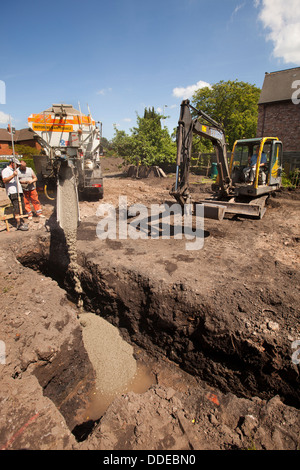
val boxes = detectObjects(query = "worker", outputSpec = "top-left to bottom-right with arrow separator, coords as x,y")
243,146 -> 267,184
1,158 -> 29,231
17,160 -> 45,221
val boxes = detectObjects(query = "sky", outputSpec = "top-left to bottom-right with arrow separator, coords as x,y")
0,0 -> 300,140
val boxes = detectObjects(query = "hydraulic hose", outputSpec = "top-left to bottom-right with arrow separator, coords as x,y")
44,185 -> 55,201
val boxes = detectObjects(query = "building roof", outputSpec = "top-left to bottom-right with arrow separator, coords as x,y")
0,129 -> 10,141
258,67 -> 300,104
0,127 -> 35,142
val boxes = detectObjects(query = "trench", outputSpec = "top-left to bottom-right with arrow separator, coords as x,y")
17,231 -> 300,440
16,237 -> 157,441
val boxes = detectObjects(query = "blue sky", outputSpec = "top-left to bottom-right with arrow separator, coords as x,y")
0,0 -> 300,140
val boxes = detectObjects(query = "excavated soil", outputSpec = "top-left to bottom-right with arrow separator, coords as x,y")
0,164 -> 299,451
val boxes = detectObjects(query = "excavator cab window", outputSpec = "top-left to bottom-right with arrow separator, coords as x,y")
231,144 -> 251,183
262,143 -> 271,163
233,144 -> 250,168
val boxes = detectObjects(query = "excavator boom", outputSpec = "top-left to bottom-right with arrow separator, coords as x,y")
172,100 -> 231,207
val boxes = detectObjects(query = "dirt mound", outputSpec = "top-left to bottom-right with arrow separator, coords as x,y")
101,156 -> 127,174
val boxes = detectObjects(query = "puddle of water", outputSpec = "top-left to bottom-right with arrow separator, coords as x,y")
84,362 -> 155,421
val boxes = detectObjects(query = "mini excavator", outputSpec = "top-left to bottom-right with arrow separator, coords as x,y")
171,100 -> 282,219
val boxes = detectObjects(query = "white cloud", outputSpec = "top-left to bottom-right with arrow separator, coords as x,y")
123,118 -> 132,122
255,0 -> 300,64
227,3 -> 246,29
231,2 -> 246,20
96,87 -> 112,96
156,105 -> 177,114
234,3 -> 245,14
0,111 -> 10,124
172,80 -> 212,99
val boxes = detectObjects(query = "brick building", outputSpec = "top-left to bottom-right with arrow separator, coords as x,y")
0,128 -> 41,157
257,67 -> 300,172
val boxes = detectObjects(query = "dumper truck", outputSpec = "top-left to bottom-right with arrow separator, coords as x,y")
28,103 -> 103,230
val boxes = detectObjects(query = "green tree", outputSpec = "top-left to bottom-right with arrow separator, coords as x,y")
14,144 -> 41,172
111,126 -> 134,159
14,144 -> 40,158
112,108 -> 176,166
192,80 -> 261,149
100,136 -> 114,155
131,109 -> 176,166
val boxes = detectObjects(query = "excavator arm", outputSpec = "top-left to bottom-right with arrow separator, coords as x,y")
171,100 -> 232,206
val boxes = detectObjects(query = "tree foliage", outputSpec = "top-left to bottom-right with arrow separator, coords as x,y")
14,144 -> 40,157
111,80 -> 261,165
111,127 -> 133,159
112,107 -> 176,166
192,80 -> 261,149
100,136 -> 114,155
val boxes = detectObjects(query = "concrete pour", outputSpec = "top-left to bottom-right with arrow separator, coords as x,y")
57,163 -> 83,304
80,312 -> 137,396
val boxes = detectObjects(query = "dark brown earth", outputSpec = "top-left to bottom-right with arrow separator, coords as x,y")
0,158 -> 299,451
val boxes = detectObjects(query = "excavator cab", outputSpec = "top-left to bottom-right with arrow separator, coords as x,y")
229,137 -> 283,197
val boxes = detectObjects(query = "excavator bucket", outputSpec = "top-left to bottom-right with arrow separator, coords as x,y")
198,195 -> 268,219
194,202 -> 226,220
